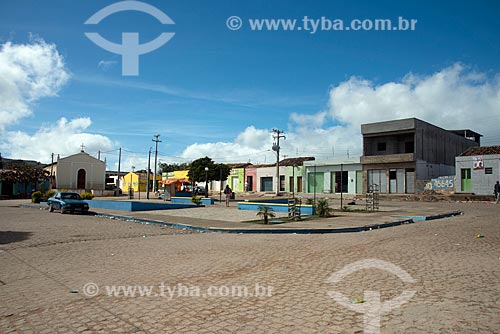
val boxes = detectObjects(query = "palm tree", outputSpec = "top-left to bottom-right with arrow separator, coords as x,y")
256,205 -> 276,224
316,198 -> 332,217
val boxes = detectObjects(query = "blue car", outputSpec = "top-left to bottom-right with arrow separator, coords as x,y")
47,192 -> 90,214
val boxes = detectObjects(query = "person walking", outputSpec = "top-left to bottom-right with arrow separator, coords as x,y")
494,181 -> 500,204
224,185 -> 232,207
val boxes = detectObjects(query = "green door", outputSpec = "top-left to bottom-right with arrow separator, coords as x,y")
356,171 -> 363,194
461,168 -> 471,192
308,172 -> 324,193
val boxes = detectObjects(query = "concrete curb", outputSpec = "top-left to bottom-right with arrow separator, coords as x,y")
19,203 -> 463,235
93,210 -> 464,234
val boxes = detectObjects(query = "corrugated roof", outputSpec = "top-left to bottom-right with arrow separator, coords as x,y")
460,146 -> 500,156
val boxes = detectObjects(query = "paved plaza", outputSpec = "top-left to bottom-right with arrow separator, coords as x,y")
1,199 -> 499,333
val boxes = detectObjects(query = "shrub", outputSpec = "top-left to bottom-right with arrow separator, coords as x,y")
316,198 -> 332,217
81,192 -> 94,200
306,198 -> 314,205
31,191 -> 43,203
45,190 -> 56,199
191,196 -> 202,206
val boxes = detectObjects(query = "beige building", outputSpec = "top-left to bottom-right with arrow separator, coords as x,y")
47,151 -> 106,191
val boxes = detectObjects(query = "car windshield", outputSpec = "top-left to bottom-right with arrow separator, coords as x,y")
61,193 -> 82,200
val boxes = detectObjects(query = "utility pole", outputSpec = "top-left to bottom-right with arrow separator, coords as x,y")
272,129 -> 286,196
98,150 -> 100,160
152,134 -> 161,193
116,148 -> 122,194
340,163 -> 344,210
50,153 -> 54,189
146,147 -> 151,199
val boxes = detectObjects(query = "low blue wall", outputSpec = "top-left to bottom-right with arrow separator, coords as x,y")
86,200 -> 200,211
171,197 -> 214,205
238,202 -> 314,215
251,199 -> 289,204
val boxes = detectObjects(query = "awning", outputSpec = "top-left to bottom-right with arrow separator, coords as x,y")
160,178 -> 190,185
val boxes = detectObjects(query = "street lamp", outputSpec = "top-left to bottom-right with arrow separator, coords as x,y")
129,166 -> 135,199
204,167 -> 209,198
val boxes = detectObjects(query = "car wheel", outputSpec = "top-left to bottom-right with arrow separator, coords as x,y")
48,204 -> 54,212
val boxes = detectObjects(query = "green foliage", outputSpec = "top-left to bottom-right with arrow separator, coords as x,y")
81,192 -> 94,200
0,162 -> 49,185
305,198 -> 314,205
187,157 -> 230,183
159,162 -> 189,173
190,196 -> 202,206
31,191 -> 43,203
316,198 -> 332,217
256,205 -> 276,224
45,190 -> 56,198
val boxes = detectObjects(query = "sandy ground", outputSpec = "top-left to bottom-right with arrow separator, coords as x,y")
0,199 -> 499,333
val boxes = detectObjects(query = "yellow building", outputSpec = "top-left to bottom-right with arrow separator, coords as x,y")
173,170 -> 189,179
121,172 -> 162,192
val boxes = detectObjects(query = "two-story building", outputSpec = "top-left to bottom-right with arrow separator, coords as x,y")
360,118 -> 481,193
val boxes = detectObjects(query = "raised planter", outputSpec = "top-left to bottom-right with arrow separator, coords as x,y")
171,197 -> 214,205
86,200 -> 201,211
238,201 -> 314,215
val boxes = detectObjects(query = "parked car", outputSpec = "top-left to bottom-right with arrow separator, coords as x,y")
47,192 -> 89,214
193,185 -> 205,195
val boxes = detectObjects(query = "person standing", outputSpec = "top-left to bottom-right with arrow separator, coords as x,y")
494,181 -> 500,204
224,185 -> 232,207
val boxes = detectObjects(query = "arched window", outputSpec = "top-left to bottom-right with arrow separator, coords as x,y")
77,169 -> 86,189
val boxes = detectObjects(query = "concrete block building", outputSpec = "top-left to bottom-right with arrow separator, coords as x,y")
361,118 -> 480,193
455,146 -> 500,195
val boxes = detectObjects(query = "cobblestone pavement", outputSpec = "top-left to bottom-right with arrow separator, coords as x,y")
1,200 -> 499,333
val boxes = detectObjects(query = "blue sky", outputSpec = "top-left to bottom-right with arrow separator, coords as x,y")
1,0 -> 500,169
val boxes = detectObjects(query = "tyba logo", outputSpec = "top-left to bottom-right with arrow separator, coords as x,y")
84,1 -> 175,76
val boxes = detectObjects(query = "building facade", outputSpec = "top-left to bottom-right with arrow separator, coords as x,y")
361,118 -> 480,193
455,146 -> 500,195
54,151 -> 106,191
254,164 -> 286,192
121,172 -> 162,192
304,157 -> 363,194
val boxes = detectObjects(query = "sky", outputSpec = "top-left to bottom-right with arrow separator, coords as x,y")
1,0 -> 500,171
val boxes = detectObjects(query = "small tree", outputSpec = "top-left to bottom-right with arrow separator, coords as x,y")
256,205 -> 276,224
159,162 -> 189,173
187,157 -> 230,185
316,198 -> 332,217
0,162 -> 49,196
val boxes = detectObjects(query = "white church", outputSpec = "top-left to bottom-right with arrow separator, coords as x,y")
46,149 -> 106,191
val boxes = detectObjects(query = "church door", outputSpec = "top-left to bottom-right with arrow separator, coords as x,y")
77,169 -> 86,189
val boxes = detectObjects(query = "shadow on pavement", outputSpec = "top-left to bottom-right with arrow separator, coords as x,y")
0,231 -> 33,245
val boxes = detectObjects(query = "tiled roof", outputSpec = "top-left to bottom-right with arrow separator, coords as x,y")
227,163 -> 252,169
249,163 -> 275,168
279,157 -> 315,166
460,146 -> 500,156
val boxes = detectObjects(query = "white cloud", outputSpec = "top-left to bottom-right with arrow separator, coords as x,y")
180,64 -> 500,162
0,39 -> 118,164
1,117 -> 115,163
0,38 -> 70,130
327,63 -> 500,144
